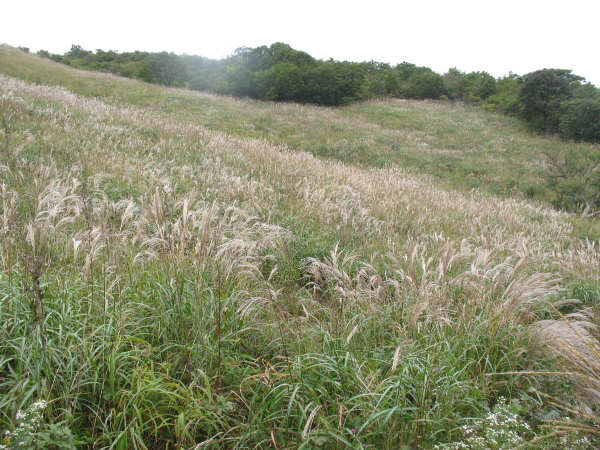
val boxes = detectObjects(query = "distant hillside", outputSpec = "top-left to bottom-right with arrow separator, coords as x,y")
0,46 -> 591,201
18,42 -> 600,147
1,43 -> 600,449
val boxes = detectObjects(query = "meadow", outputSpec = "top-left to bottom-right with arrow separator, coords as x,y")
1,45 -> 600,449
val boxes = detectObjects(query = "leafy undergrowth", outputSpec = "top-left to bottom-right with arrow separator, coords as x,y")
1,45 -> 600,449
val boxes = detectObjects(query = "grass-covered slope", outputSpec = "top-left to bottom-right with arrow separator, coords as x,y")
5,45 -> 600,206
1,44 -> 600,449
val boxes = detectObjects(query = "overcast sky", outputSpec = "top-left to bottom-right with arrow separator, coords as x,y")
4,0 -> 599,86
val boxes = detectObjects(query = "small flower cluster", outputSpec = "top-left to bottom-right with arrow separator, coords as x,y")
0,400 -> 47,450
434,398 -> 592,450
435,399 -> 529,450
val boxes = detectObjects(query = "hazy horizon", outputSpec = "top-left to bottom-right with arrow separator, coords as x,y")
4,0 -> 599,86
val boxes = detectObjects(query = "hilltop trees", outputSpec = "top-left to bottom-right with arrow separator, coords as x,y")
444,69 -> 498,102
517,69 -> 600,143
391,62 -> 446,100
30,43 -> 600,144
257,62 -> 304,101
34,43 -> 453,106
363,62 -> 447,100
301,61 -> 366,105
222,43 -> 365,105
29,43 -> 477,105
138,52 -> 187,86
518,69 -> 574,134
517,69 -> 600,217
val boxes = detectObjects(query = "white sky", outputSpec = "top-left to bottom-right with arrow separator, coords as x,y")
3,0 -> 599,86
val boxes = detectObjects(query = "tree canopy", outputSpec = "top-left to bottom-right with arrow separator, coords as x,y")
516,69 -> 600,143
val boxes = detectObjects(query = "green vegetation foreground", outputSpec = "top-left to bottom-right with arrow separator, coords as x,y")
1,45 -> 600,449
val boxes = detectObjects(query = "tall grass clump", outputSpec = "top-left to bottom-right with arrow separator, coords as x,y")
1,46 -> 600,448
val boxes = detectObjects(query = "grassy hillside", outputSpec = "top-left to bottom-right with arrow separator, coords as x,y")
6,45 -> 600,206
1,44 -> 600,449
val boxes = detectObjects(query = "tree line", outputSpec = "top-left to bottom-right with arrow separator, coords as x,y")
28,43 -> 600,144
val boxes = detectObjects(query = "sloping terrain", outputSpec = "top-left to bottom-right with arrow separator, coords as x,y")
1,45 -> 599,449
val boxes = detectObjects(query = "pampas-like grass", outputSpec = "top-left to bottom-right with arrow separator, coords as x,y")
1,56 -> 600,448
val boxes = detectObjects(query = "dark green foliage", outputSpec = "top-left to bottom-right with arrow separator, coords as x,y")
362,61 -> 448,100
403,69 -> 446,100
65,44 -> 92,60
476,72 -> 498,100
301,61 -> 366,106
443,67 -> 470,100
93,48 -> 118,63
237,42 -> 317,73
484,72 -> 522,114
241,45 -> 273,72
543,145 -> 600,217
138,51 -> 187,86
221,43 -> 365,105
516,69 -> 600,143
222,65 -> 256,97
368,70 -> 400,97
560,98 -> 600,143
518,69 -> 573,133
391,62 -> 447,100
258,62 -> 304,101
269,41 -> 317,68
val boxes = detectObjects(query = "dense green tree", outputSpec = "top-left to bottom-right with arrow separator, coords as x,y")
517,69 -> 573,133
222,65 -> 256,97
269,42 -> 316,68
443,69 -> 497,102
302,61 -> 365,106
570,81 -> 600,100
93,49 -> 118,63
59,44 -> 96,68
474,72 -> 497,100
403,70 -> 446,100
302,64 -> 339,105
359,60 -> 392,75
393,63 -> 446,100
329,61 -> 366,103
517,69 -> 600,140
560,99 -> 600,143
443,68 -> 472,100
226,43 -> 322,102
189,74 -> 209,91
360,61 -> 395,97
222,45 -> 366,105
368,70 -> 400,97
244,45 -> 273,72
138,52 -> 186,86
258,62 -> 304,101
395,62 -> 420,81
484,73 -> 522,114
65,44 -> 92,59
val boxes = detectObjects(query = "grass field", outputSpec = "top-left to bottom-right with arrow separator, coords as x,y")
1,44 -> 600,449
